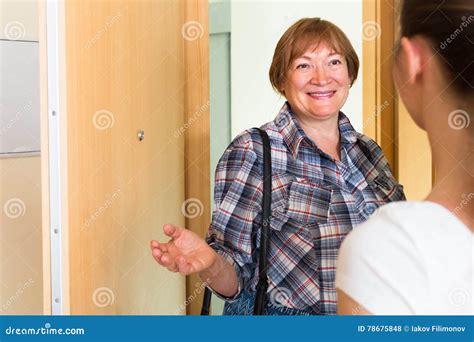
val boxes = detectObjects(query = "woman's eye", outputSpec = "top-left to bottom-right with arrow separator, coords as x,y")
329,59 -> 342,66
296,63 -> 310,69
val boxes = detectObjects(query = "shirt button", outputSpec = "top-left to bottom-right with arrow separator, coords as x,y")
364,204 -> 378,216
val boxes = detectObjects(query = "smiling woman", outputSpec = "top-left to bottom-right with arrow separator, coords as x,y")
151,17 -> 406,315
269,19 -> 359,161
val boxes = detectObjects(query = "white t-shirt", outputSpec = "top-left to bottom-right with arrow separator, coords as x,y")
336,201 -> 473,315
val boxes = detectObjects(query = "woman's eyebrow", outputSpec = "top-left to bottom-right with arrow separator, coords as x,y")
298,52 -> 342,60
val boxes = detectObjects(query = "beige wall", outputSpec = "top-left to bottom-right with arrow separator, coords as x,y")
0,0 -> 43,314
0,0 -> 38,41
0,156 -> 43,314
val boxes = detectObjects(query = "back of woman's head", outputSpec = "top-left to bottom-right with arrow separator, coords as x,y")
400,0 -> 473,95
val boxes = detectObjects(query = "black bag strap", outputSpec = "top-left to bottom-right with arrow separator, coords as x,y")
253,128 -> 272,315
201,128 -> 272,315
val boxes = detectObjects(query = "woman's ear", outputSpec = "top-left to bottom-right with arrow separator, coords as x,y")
280,80 -> 286,94
399,36 -> 423,85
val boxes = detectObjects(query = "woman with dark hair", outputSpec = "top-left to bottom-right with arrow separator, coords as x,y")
150,18 -> 405,315
337,0 -> 473,315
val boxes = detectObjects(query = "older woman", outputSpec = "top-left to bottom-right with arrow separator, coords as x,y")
151,18 -> 405,315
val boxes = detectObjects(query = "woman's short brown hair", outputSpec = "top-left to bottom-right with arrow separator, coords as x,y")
269,18 -> 359,96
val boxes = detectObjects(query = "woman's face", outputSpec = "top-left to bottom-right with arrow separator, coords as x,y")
282,43 -> 351,121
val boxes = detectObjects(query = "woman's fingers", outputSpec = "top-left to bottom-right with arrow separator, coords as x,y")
151,248 -> 163,265
157,243 -> 168,253
151,243 -> 178,269
150,240 -> 159,250
162,254 -> 179,272
163,223 -> 183,240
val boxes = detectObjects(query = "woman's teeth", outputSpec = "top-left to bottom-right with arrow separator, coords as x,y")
308,91 -> 335,99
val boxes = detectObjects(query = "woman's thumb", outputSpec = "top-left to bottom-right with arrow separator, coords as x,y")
163,223 -> 182,239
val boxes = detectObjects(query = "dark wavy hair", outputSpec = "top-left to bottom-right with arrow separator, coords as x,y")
400,0 -> 474,95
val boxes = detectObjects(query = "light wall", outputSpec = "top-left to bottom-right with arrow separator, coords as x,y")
0,0 -> 43,314
231,0 -> 363,137
0,157 -> 42,314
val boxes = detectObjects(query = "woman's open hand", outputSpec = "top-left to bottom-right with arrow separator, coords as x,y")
150,224 -> 217,276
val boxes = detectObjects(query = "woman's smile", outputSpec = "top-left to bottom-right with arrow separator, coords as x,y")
307,90 -> 337,100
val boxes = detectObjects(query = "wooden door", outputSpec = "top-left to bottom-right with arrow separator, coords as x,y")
393,0 -> 433,199
363,0 -> 433,199
64,0 -> 189,314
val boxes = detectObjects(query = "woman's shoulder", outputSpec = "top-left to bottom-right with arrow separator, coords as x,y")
355,132 -> 383,156
226,123 -> 283,156
344,201 -> 470,251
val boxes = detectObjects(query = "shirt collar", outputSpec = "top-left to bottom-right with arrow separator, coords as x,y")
275,102 -> 358,158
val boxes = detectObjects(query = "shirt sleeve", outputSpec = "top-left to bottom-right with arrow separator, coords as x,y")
358,134 -> 406,201
205,131 -> 263,301
335,209 -> 429,315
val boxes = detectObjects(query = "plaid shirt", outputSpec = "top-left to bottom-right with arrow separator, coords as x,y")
206,102 -> 405,315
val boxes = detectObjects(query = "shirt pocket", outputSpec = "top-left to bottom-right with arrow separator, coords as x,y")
270,177 -> 333,231
286,179 -> 332,226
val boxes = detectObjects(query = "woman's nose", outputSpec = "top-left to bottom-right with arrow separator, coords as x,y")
310,67 -> 329,86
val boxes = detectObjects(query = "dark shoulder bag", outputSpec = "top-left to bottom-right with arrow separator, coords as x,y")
201,127 -> 272,315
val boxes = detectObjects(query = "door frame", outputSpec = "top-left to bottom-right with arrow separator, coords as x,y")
362,0 -> 433,198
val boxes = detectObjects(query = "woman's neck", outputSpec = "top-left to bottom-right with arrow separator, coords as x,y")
424,98 -> 473,231
297,114 -> 341,160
